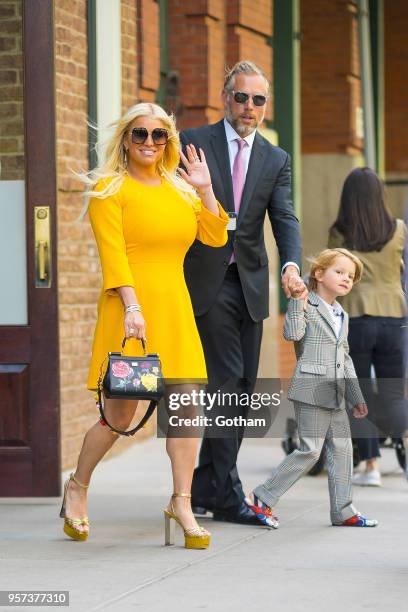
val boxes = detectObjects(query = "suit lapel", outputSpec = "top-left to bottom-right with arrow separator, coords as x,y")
237,132 -> 266,227
309,292 -> 338,339
210,121 -> 235,213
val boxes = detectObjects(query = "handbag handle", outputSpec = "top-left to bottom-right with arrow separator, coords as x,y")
121,336 -> 146,355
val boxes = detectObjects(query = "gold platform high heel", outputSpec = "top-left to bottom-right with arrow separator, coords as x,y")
59,473 -> 90,542
164,493 -> 211,549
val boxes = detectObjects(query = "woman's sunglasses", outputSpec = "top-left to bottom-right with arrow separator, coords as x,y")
131,127 -> 168,145
231,91 -> 267,107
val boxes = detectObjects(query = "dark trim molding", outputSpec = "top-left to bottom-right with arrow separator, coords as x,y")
87,0 -> 98,169
22,0 -> 61,495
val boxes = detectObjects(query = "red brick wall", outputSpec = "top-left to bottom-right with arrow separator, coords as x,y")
137,0 -> 160,102
167,0 -> 273,129
55,0 -> 96,468
167,0 -> 226,127
384,2 -> 408,173
122,0 -> 138,111
226,0 -> 273,122
301,0 -> 363,155
0,0 -> 24,180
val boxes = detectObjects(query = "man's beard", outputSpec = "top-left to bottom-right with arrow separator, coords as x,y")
225,108 -> 259,137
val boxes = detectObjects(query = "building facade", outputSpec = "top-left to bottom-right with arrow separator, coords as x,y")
0,0 -> 407,495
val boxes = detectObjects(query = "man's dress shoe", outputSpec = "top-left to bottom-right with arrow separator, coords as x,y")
191,498 -> 216,516
192,505 -> 210,516
212,502 -> 263,526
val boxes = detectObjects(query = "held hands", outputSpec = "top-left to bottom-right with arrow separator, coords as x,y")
282,266 -> 308,305
124,311 -> 146,341
353,403 -> 368,419
179,144 -> 212,193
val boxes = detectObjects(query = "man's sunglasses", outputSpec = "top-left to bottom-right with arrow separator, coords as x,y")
231,91 -> 267,107
131,127 -> 168,145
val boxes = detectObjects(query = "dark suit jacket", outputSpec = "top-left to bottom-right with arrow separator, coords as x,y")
181,119 -> 302,322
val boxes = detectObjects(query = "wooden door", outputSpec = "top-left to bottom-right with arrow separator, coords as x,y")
0,1 -> 60,496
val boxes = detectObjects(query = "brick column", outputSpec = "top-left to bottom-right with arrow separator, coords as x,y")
55,0 -> 98,468
300,0 -> 364,263
122,0 -> 138,111
301,0 -> 362,155
137,0 -> 160,102
226,0 -> 273,122
167,0 -> 226,128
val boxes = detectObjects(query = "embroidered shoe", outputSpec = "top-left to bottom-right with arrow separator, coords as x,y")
338,513 -> 378,527
244,494 -> 279,529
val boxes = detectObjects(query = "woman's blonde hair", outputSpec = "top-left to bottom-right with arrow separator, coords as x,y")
78,102 -> 196,217
308,248 -> 363,291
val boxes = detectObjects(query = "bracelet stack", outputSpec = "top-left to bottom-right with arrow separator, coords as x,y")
125,303 -> 142,314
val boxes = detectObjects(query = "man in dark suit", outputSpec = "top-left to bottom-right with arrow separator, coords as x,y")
180,60 -> 306,526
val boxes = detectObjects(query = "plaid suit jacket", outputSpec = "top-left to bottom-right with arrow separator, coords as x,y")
284,292 -> 365,409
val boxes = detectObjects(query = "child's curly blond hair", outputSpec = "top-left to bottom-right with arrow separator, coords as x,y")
308,248 -> 363,291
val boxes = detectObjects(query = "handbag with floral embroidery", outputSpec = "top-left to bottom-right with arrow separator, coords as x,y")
97,338 -> 164,436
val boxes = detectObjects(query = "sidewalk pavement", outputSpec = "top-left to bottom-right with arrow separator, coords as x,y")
1,435 -> 407,612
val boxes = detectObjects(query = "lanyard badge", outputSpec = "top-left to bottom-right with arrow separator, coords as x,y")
227,212 -> 237,231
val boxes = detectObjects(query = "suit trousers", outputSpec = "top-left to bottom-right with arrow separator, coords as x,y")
253,402 -> 357,524
192,263 -> 263,511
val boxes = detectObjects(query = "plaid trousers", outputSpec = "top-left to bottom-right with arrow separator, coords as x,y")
254,402 -> 357,524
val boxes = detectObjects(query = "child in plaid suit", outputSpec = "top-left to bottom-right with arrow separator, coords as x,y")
246,248 -> 378,528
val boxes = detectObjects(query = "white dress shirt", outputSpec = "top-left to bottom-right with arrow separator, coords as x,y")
222,118 -> 299,276
223,118 -> 256,177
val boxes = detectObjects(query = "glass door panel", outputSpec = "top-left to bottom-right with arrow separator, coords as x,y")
0,0 -> 27,325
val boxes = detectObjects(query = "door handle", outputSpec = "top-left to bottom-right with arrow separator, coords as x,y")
34,207 -> 52,288
38,240 -> 48,281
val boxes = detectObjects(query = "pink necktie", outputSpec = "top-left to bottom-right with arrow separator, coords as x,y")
232,138 -> 247,213
230,138 -> 247,264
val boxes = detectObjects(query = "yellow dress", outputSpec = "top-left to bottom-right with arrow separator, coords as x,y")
87,175 -> 229,389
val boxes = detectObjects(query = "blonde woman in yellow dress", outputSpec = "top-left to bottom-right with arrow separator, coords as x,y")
59,103 -> 229,549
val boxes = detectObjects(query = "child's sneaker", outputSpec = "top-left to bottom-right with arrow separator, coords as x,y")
336,513 -> 378,527
245,494 -> 279,529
